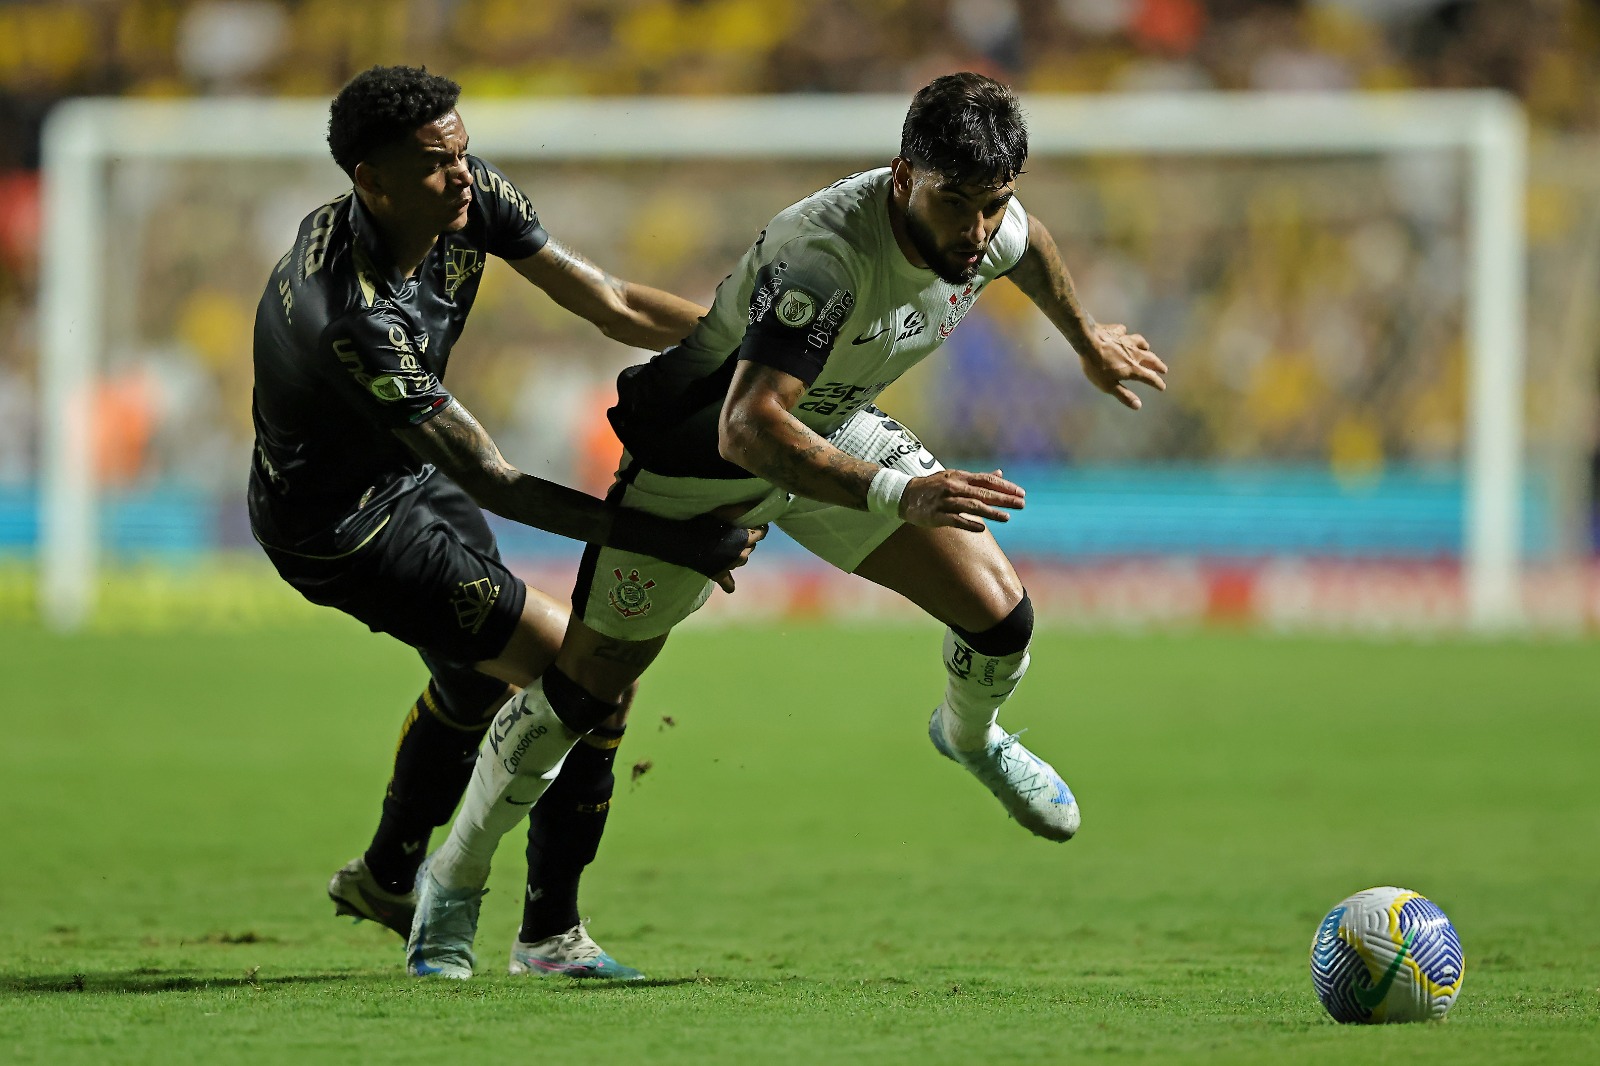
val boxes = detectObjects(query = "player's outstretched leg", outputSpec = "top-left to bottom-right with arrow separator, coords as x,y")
406,667 -> 618,977
926,593 -> 1080,841
510,721 -> 642,978
335,674 -> 503,938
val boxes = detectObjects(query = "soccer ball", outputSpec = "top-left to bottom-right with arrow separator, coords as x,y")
1309,886 -> 1465,1023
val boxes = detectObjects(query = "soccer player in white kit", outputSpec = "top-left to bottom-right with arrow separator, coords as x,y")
407,72 -> 1168,977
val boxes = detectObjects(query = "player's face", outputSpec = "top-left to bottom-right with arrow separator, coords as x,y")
899,162 -> 1015,284
364,111 -> 475,235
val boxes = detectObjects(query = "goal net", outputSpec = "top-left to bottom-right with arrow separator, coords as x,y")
40,92 -> 1575,632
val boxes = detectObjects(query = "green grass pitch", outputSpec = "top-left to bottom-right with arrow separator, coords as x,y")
1,619 -> 1596,1063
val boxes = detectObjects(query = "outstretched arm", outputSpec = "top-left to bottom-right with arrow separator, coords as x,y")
718,361 -> 1024,533
1006,214 -> 1168,410
510,239 -> 705,351
395,398 -> 760,586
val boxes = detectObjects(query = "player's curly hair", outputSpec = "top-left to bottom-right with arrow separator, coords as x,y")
900,73 -> 1028,186
327,65 -> 461,177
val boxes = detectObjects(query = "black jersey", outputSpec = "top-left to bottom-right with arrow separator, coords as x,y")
249,156 -> 547,556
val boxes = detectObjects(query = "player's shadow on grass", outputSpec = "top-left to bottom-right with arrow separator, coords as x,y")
3,971 -> 361,995
548,976 -> 771,992
5,973 -> 789,996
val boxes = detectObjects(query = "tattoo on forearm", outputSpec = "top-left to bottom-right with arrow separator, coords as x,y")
756,419 -> 873,503
545,238 -> 620,294
1010,222 -> 1095,341
769,439 -> 825,486
728,365 -> 876,506
409,400 -> 509,478
394,399 -> 618,543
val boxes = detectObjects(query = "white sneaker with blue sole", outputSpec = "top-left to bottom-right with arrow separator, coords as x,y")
928,707 -> 1080,842
406,856 -> 485,980
509,922 -> 646,980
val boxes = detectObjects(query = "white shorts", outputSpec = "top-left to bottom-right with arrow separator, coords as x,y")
574,407 -> 943,640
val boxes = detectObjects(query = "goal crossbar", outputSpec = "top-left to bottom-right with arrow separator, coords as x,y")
38,90 -> 1528,629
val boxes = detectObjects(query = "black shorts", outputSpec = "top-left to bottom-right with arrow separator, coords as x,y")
259,472 -> 528,668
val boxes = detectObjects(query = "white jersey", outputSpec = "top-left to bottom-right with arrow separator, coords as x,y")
609,167 -> 1030,478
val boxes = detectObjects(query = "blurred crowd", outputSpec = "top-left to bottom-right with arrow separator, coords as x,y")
2,0 -> 1599,161
3,0 -> 1600,168
0,0 -> 1597,550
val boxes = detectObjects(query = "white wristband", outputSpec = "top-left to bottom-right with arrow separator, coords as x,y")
866,468 -> 912,518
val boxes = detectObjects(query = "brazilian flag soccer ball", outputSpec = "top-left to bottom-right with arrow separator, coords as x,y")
1310,886 -> 1465,1023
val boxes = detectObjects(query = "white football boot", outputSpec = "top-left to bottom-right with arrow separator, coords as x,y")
405,856 -> 485,980
327,856 -> 415,938
929,708 -> 1080,842
509,922 -> 645,980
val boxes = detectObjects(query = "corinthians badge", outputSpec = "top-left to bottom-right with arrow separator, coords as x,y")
608,567 -> 656,618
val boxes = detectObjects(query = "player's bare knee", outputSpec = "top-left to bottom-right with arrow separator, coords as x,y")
556,621 -> 663,706
480,607 -> 566,687
984,569 -> 1026,626
947,567 -> 1023,634
552,653 -> 628,705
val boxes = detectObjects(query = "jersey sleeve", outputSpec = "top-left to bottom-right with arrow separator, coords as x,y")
468,155 -> 550,260
321,312 -> 453,429
737,237 -> 858,386
990,194 -> 1030,277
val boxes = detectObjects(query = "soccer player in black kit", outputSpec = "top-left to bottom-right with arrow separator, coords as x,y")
249,66 -> 761,979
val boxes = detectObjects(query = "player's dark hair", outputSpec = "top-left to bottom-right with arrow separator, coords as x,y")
327,65 -> 461,177
900,72 -> 1028,186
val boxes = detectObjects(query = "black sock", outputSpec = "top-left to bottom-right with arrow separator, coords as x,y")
519,724 -> 622,943
364,682 -> 493,893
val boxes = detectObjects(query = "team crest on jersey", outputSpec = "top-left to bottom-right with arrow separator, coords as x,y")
608,568 -> 657,618
938,281 -> 983,339
445,246 -> 482,298
775,289 -> 817,327
451,577 -> 501,634
369,375 -> 407,401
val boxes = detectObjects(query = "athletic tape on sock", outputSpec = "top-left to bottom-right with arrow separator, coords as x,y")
951,592 -> 1033,656
543,665 -> 620,735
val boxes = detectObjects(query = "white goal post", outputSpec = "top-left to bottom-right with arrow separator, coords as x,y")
38,90 -> 1527,631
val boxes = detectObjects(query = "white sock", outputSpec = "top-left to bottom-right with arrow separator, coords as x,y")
938,628 -> 1030,751
429,679 -> 580,891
